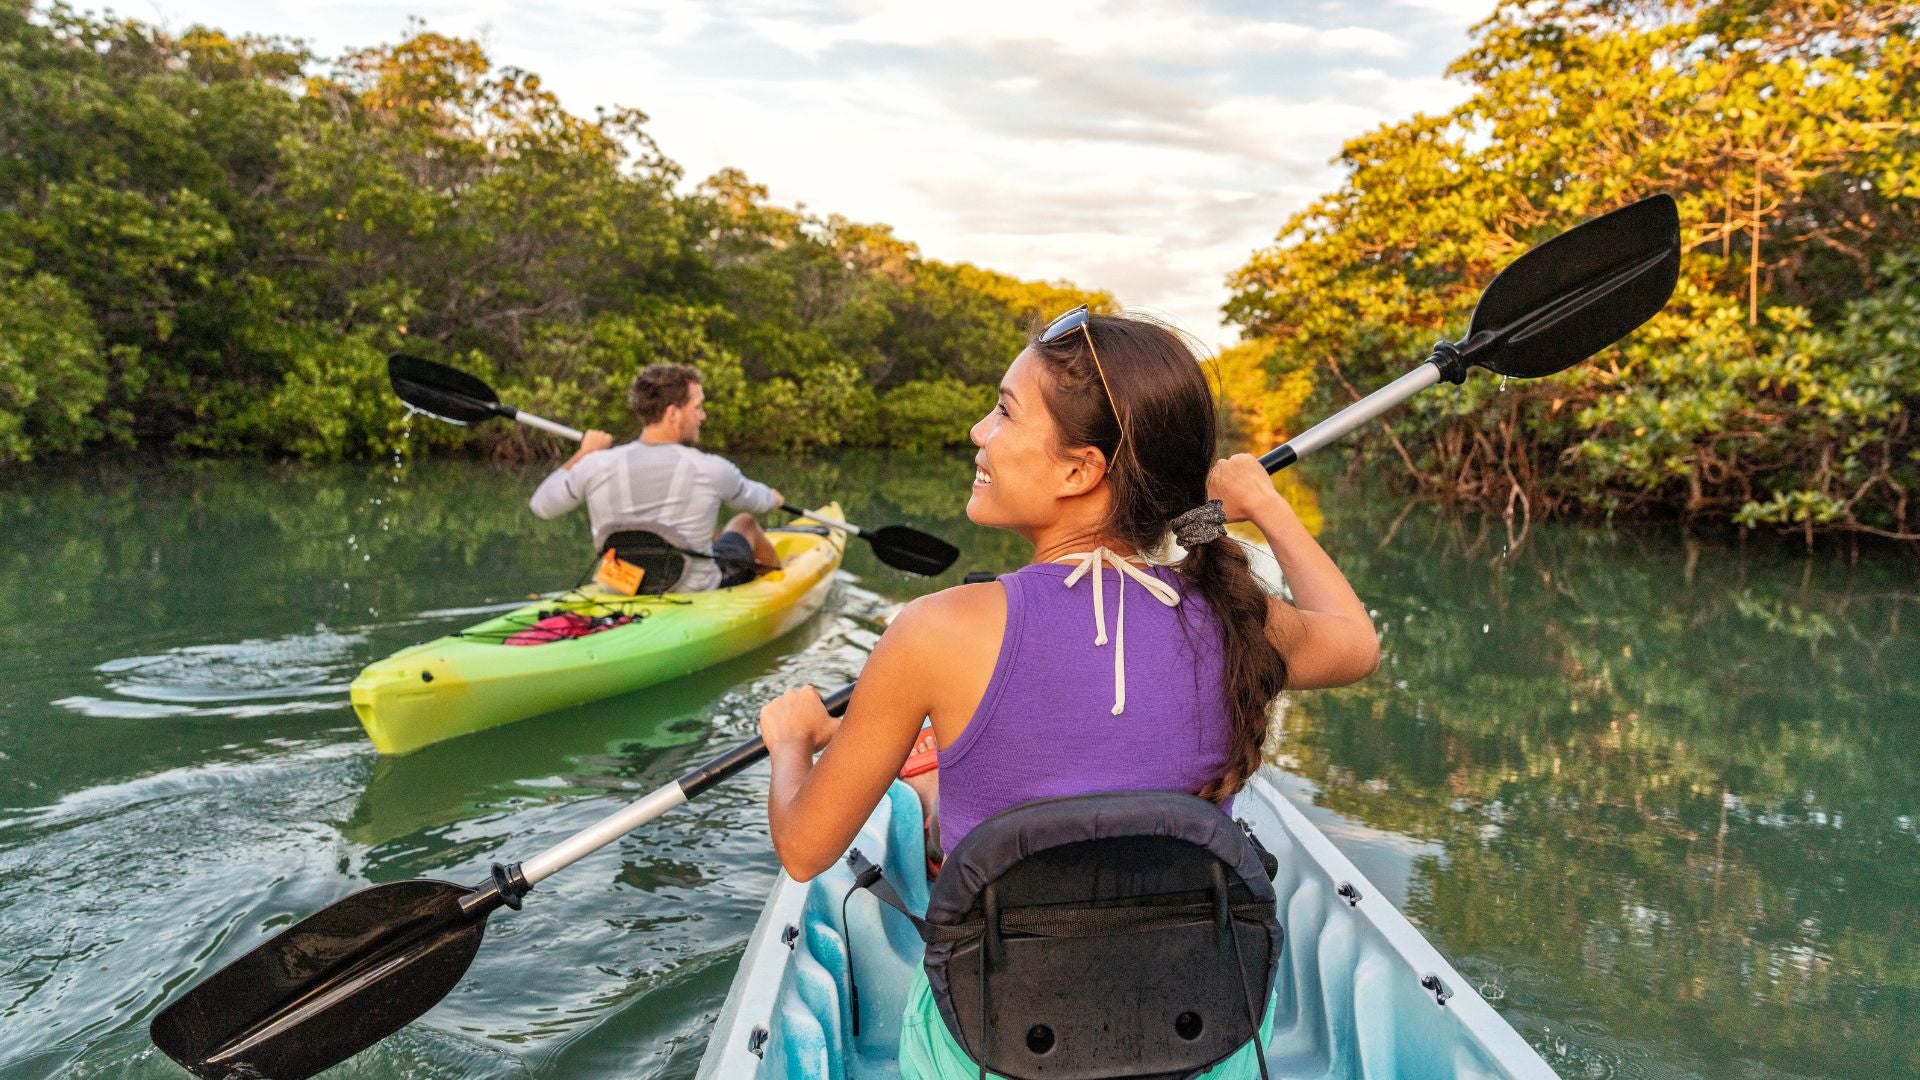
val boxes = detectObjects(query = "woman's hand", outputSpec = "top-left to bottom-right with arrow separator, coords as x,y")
1206,453 -> 1289,523
759,686 -> 840,755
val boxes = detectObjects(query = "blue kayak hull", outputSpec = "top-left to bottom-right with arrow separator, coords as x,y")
698,771 -> 1557,1079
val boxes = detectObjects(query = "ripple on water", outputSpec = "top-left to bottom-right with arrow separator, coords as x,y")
52,626 -> 366,719
2,1024 -> 542,1079
6,600 -> 886,1076
1450,953 -> 1695,1080
1530,1019 -> 1672,1080
0,740 -> 371,1070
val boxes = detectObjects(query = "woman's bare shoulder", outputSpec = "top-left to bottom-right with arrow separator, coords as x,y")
876,581 -> 1009,729
887,580 -> 1008,643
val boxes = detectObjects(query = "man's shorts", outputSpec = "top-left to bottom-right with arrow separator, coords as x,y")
711,530 -> 760,589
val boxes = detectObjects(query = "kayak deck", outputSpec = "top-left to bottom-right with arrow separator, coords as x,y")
698,771 -> 1555,1079
350,508 -> 846,755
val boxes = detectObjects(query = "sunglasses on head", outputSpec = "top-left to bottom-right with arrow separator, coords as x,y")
1037,305 -> 1126,468
1038,304 -> 1092,345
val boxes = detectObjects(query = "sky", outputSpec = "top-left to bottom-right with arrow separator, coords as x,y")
139,0 -> 1497,349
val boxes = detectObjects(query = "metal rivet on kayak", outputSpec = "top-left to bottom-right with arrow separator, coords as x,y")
780,924 -> 799,949
1337,881 -> 1362,907
1175,1012 -> 1204,1041
1421,973 -> 1453,1007
747,1026 -> 768,1058
420,671 -> 433,683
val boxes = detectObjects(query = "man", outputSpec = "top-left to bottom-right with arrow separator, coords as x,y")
530,363 -> 784,591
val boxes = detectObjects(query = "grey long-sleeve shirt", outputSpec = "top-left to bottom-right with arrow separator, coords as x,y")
529,440 -> 781,592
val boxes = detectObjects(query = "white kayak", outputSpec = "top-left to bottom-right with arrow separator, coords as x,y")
698,769 -> 1557,1079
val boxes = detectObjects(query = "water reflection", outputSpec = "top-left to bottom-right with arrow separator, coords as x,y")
1276,500 -> 1920,1077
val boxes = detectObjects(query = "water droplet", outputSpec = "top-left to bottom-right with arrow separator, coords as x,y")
1499,375 -> 1510,392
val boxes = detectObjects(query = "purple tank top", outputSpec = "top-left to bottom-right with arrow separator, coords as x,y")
936,560 -> 1234,850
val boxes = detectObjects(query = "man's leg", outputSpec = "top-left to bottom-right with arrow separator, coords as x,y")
719,513 -> 780,569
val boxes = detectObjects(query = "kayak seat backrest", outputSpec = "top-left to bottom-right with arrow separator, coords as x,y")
850,789 -> 1282,1080
597,527 -> 691,595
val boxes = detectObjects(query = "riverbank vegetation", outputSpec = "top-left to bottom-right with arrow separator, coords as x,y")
1229,1 -> 1918,543
0,4 -> 1105,463
7,2 -> 1916,548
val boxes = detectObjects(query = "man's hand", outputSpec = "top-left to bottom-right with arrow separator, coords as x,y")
563,429 -> 614,469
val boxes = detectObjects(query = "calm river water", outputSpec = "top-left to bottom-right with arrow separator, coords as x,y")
0,452 -> 1913,1078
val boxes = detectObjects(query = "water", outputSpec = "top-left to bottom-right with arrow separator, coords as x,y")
0,454 -> 1913,1078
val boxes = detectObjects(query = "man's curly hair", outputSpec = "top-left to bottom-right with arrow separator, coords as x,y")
628,364 -> 702,424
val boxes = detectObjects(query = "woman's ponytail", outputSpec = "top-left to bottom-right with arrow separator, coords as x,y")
1180,537 -> 1287,801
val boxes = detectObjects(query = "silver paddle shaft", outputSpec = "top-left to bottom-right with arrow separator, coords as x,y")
507,409 -> 585,442
785,506 -> 865,537
521,781 -> 690,885
1260,361 -> 1443,472
516,687 -> 850,887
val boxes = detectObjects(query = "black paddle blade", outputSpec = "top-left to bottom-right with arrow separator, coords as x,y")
867,524 -> 960,576
389,354 -> 504,426
150,878 -> 502,1079
1464,194 -> 1681,379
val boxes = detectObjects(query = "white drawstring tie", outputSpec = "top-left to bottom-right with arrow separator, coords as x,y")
1059,547 -> 1182,715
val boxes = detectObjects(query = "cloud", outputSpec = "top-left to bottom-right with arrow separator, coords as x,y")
138,0 -> 1496,344
719,0 -> 1413,64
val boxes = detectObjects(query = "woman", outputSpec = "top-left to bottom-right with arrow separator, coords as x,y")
758,307 -> 1379,1078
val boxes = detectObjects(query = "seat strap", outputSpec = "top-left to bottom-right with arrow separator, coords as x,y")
1214,862 -> 1273,1080
843,850 -> 1270,944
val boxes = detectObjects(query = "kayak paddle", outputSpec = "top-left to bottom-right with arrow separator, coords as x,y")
1260,193 -> 1681,473
149,685 -> 853,1080
388,354 -> 960,577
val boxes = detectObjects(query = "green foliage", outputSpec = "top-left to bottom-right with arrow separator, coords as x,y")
0,4 -> 1104,464
877,379 -> 995,452
0,272 -> 109,459
1227,0 -> 1920,543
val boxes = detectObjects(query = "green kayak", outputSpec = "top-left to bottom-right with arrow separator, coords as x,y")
350,507 -> 846,754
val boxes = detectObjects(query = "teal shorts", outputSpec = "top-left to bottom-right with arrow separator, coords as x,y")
898,965 -> 1279,1079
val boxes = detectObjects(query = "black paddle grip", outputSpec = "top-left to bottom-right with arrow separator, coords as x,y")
1259,444 -> 1298,474
1429,339 -> 1470,384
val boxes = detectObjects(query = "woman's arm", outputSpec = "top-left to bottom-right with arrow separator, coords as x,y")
1208,454 -> 1381,690
759,593 -> 949,880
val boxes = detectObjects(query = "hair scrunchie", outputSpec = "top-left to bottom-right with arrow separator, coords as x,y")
1170,499 -> 1227,547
